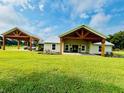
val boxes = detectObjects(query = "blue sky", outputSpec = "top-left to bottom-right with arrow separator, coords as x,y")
0,0 -> 124,41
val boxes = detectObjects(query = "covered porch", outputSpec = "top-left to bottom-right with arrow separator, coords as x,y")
2,27 -> 39,51
63,39 -> 90,54
59,25 -> 106,56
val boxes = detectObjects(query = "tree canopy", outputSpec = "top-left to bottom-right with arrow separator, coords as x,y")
107,31 -> 124,49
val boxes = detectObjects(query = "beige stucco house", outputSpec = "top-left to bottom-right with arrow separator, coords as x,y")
41,40 -> 113,55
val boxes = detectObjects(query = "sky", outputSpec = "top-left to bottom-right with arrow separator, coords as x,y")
0,0 -> 124,41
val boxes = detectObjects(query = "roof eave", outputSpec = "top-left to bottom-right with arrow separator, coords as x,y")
2,27 -> 17,35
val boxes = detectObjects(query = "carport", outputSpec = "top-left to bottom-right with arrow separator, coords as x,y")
2,27 -> 39,51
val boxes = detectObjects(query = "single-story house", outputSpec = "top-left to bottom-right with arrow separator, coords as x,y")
40,40 -> 113,55
39,25 -> 114,56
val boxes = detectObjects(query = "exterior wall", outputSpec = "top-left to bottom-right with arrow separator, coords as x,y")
64,39 -> 90,53
89,43 -> 99,54
105,46 -> 113,53
89,43 -> 113,54
42,41 -> 113,54
44,43 -> 60,52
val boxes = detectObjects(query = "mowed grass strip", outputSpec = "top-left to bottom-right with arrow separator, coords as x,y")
0,51 -> 124,93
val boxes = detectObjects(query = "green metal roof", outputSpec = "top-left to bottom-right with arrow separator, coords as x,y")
59,25 -> 107,39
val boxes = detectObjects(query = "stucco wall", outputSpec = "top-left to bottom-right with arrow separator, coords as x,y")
44,43 -> 60,52
89,43 -> 98,54
89,43 -> 113,54
43,41 -> 113,54
105,46 -> 113,52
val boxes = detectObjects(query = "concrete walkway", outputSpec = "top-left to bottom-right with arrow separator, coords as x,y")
63,52 -> 97,56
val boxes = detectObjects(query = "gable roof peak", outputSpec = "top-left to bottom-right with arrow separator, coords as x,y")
59,25 -> 107,39
1,27 -> 40,40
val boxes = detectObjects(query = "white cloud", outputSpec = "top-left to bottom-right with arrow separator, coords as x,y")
39,4 -> 44,12
111,8 -> 124,17
36,25 -> 59,40
88,12 -> 124,35
0,0 -> 34,10
80,13 -> 89,19
20,8 -> 24,12
101,24 -> 124,35
69,0 -> 106,13
89,13 -> 111,28
0,5 -> 28,25
39,0 -> 46,4
45,36 -> 60,43
38,0 -> 47,13
0,4 -> 34,34
42,27 -> 54,33
0,1 -> 47,38
69,0 -> 108,19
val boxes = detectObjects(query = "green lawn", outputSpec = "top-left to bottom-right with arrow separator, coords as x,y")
0,50 -> 124,93
113,51 -> 124,56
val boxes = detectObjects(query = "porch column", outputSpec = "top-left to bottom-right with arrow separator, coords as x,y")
26,42 -> 28,46
17,40 -> 20,49
30,37 -> 32,51
24,41 -> 26,46
60,38 -> 64,54
101,39 -> 105,56
2,35 -> 6,50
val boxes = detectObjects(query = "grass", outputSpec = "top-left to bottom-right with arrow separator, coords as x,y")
113,51 -> 124,56
0,50 -> 124,93
2,45 -> 25,51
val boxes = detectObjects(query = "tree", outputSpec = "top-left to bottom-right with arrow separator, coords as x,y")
107,31 -> 124,49
0,36 -> 2,48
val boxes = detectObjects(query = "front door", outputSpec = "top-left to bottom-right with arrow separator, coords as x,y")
72,45 -> 78,52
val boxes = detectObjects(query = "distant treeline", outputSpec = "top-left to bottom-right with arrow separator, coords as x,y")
107,31 -> 124,49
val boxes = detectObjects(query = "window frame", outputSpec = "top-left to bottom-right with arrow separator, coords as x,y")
52,44 -> 56,50
65,44 -> 69,51
99,46 -> 102,52
81,45 -> 86,52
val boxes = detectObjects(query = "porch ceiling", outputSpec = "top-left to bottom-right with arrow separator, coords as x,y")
60,25 -> 107,42
61,27 -> 104,42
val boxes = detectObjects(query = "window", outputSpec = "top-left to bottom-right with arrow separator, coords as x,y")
99,46 -> 101,52
52,44 -> 56,50
65,45 -> 69,51
82,45 -> 85,51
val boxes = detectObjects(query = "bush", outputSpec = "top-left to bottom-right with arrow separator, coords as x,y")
114,48 -> 120,51
105,52 -> 113,57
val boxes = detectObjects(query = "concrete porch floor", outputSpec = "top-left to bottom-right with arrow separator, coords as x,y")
63,52 -> 97,56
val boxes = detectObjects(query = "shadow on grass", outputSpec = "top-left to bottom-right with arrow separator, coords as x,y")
0,71 -> 124,93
